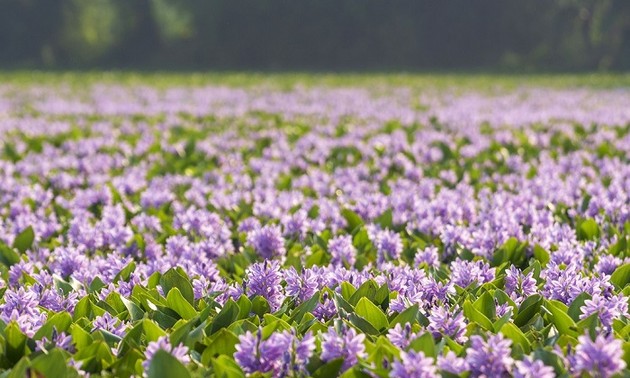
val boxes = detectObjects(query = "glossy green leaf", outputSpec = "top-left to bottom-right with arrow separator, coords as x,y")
166,288 -> 197,320
341,209 -> 363,232
611,263 -> 630,289
211,355 -> 245,378
31,349 -> 71,377
312,358 -> 344,378
5,322 -> 27,363
209,299 -> 240,334
160,268 -> 194,305
463,299 -> 494,331
355,297 -> 389,331
545,300 -> 578,337
390,304 -> 419,328
201,328 -> 240,363
147,349 -> 191,378
500,322 -> 531,353
408,332 -> 436,358
12,226 -> 34,253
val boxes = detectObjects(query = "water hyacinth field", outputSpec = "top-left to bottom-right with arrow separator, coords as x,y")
0,74 -> 629,377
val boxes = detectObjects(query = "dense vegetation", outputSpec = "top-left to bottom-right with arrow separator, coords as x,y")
0,75 -> 628,376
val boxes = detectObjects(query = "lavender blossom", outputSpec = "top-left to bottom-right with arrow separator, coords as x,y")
245,260 -> 285,311
247,224 -> 286,259
321,326 -> 366,371
143,336 -> 190,372
328,235 -> 357,267
465,334 -> 513,377
513,356 -> 556,378
391,351 -> 438,378
572,333 -> 626,377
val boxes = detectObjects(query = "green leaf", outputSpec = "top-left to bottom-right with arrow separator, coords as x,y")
251,296 -> 271,316
390,304 -> 419,328
341,209 -> 363,232
34,311 -> 73,340
532,245 -> 550,266
208,299 -> 240,335
70,324 -> 93,350
236,295 -> 252,320
160,268 -> 194,305
463,300 -> 494,331
610,263 -> 630,289
375,209 -> 393,229
143,319 -> 167,342
147,349 -> 191,378
201,329 -> 240,364
312,358 -> 344,378
577,218 -> 599,240
492,237 -> 527,266
5,322 -> 27,363
211,355 -> 245,378
12,226 -> 34,253
120,295 -> 145,321
74,340 -> 116,371
408,332 -> 436,358
348,313 -> 380,335
30,349 -> 70,377
349,279 -> 379,306
473,291 -> 496,320
7,356 -> 31,378
545,300 -> 578,337
514,295 -> 542,327
623,342 -> 630,366
0,242 -> 20,267
341,282 -> 357,301
114,261 -> 136,283
500,322 -> 531,353
166,288 -> 197,320
355,297 -> 388,331
567,292 -> 591,321
289,292 -> 320,324
576,312 -> 600,336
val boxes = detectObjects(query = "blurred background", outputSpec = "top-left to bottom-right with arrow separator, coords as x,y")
2,0 -> 630,72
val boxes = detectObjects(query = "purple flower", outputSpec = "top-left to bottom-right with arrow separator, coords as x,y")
414,246 -> 440,268
313,294 -> 337,321
234,331 -> 263,373
465,334 -> 513,377
35,328 -> 74,352
374,229 -> 403,264
579,294 -> 628,330
437,351 -> 468,374
328,235 -> 357,267
0,287 -> 47,337
282,210 -> 309,240
387,323 -> 420,349
391,350 -> 438,378
234,329 -> 315,376
321,326 -> 366,371
572,333 -> 626,378
427,306 -> 467,343
92,312 -> 127,337
143,336 -> 190,372
247,224 -> 286,259
450,259 -> 495,288
284,267 -> 319,303
513,356 -> 555,378
595,255 -> 622,275
245,260 -> 285,311
505,265 -> 537,304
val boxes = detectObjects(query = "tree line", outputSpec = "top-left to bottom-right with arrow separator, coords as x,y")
2,0 -> 629,71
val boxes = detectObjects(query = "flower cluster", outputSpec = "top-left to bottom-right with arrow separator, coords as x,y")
0,80 -> 627,377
